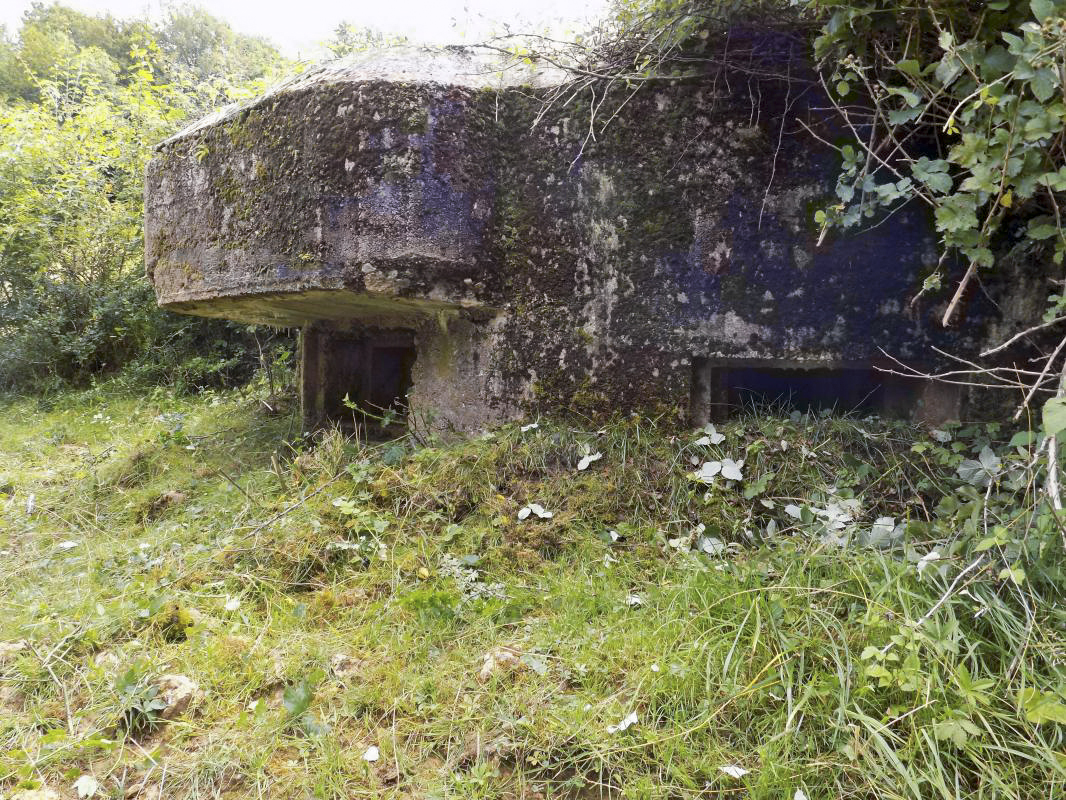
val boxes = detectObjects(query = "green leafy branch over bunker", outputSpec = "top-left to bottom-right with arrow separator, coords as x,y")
144,40 -> 1015,432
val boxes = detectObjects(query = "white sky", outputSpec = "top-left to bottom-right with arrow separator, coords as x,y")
0,0 -> 608,59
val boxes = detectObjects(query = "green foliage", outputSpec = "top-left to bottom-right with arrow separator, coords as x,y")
325,22 -> 407,58
806,0 -> 1066,315
4,392 -> 1066,797
0,4 -> 293,392
111,661 -> 166,734
574,0 -> 1064,330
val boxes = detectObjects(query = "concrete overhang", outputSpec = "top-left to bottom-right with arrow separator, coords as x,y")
145,46 -> 559,325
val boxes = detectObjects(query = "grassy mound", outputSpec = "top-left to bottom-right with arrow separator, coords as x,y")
1,384 -> 1064,799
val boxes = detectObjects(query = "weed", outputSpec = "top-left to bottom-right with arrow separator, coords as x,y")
2,383 -> 1066,798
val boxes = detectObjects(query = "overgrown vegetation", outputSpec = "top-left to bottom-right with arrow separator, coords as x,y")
512,0 -> 1066,403
4,2 -> 1066,798
3,379 -> 1066,798
537,0 -> 1066,309
0,3 -> 297,392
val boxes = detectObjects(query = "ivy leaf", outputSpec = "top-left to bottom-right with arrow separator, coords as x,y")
895,59 -> 922,77
888,106 -> 923,125
73,775 -> 99,799
935,193 -> 978,233
719,765 -> 750,779
1031,0 -> 1057,22
720,458 -> 744,481
935,56 -> 963,87
913,157 -> 952,193
888,86 -> 921,107
577,451 -> 603,471
1028,216 -> 1059,240
1043,397 -> 1066,437
1030,69 -> 1059,103
999,564 -> 1026,584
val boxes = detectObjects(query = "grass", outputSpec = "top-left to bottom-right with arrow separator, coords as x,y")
1,380 -> 1065,799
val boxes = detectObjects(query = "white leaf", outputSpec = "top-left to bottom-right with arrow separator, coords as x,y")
784,504 -> 802,519
528,503 -> 553,519
689,455 -> 700,466
917,550 -> 941,573
931,429 -> 952,443
719,765 -> 749,779
520,422 -> 539,432
577,452 -> 603,470
794,791 -> 809,800
978,446 -> 1001,472
607,710 -> 638,734
362,745 -> 380,762
702,423 -> 726,444
650,663 -> 660,672
695,461 -> 722,483
625,594 -> 645,607
224,596 -> 241,611
57,540 -> 78,551
73,774 -> 99,798
26,493 -> 36,514
693,436 -> 712,447
517,506 -> 532,520
698,536 -> 725,556
608,529 -> 620,542
864,517 -> 901,549
720,458 -> 743,481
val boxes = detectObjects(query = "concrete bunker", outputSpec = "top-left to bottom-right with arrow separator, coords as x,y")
301,325 -> 417,430
689,358 -> 958,425
144,44 -> 999,432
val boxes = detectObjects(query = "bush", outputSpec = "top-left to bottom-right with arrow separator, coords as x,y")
0,4 -> 292,394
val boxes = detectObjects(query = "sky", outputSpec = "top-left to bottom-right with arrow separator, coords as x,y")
0,0 -> 609,59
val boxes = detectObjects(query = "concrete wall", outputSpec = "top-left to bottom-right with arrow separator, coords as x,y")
146,41 -> 993,432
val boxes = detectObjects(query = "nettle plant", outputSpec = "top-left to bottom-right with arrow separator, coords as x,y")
809,0 -> 1066,322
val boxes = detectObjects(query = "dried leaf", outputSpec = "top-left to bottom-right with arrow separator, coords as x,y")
577,452 -> 603,470
719,764 -> 750,779
607,710 -> 638,733
695,461 -> 721,483
73,775 -> 99,799
720,458 -> 743,481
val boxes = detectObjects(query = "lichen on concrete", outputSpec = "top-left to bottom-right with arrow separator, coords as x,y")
145,41 -> 993,431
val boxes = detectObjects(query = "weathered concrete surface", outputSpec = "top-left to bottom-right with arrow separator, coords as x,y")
146,41 -> 984,431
